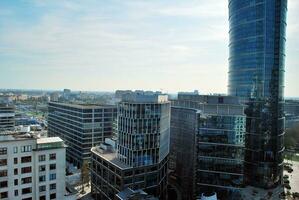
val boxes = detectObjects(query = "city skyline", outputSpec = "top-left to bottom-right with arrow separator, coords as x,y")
0,0 -> 298,97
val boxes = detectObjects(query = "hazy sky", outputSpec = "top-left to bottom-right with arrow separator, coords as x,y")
0,0 -> 298,96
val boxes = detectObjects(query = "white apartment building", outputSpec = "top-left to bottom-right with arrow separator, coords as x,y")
0,134 -> 66,200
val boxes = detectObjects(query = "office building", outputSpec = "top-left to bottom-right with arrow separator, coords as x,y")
91,91 -> 170,200
172,94 -> 246,199
228,0 -> 287,188
285,100 -> 299,128
169,107 -> 199,200
0,133 -> 66,200
50,93 -> 59,102
0,103 -> 15,132
48,102 -> 117,168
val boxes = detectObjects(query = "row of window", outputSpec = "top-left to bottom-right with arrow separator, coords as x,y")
39,183 -> 56,192
1,189 -> 56,200
39,163 -> 56,171
39,173 -> 57,182
39,153 -> 56,161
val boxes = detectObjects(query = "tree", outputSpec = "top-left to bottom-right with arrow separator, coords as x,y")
80,160 -> 90,193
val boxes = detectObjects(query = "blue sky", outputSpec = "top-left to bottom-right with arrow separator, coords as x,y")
0,0 -> 298,96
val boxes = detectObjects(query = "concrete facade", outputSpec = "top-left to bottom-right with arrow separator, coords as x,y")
0,134 -> 66,200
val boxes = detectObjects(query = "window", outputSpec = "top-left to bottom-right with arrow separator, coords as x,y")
13,146 -> 18,153
21,166 -> 32,174
21,145 -> 32,152
14,168 -> 18,175
39,175 -> 46,182
50,183 -> 56,190
14,179 -> 18,185
0,170 -> 7,177
50,164 -> 56,170
14,157 -> 18,164
39,185 -> 46,192
49,153 -> 56,160
39,155 -> 46,162
218,97 -> 224,103
50,193 -> 56,199
14,190 -> 18,196
0,159 -> 7,166
40,196 -> 46,200
21,156 -> 31,163
21,177 -> 32,184
22,187 -> 32,195
0,147 -> 7,155
0,192 -> 8,199
49,173 -> 56,180
39,165 -> 46,172
0,181 -> 8,188
22,198 -> 32,200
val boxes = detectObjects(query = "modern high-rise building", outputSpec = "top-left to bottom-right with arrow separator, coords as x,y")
48,102 -> 117,168
90,91 -> 170,200
0,133 -> 66,200
228,0 -> 287,188
171,94 -> 246,199
169,107 -> 199,200
0,103 -> 15,132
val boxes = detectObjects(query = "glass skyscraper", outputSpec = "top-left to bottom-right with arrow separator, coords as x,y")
228,0 -> 287,188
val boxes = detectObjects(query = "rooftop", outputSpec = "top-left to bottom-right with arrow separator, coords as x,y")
91,146 -> 130,170
116,188 -> 158,200
0,132 -> 65,149
49,101 -> 116,109
121,90 -> 168,103
37,137 -> 63,144
171,101 -> 245,116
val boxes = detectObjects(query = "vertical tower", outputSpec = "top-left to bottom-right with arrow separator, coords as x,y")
90,91 -> 170,199
228,0 -> 287,188
117,91 -> 170,168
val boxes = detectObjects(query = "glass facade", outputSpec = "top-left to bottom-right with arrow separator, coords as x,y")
117,102 -> 170,167
172,95 -> 246,198
197,114 -> 246,199
0,104 -> 15,131
170,107 -> 198,200
228,0 -> 287,188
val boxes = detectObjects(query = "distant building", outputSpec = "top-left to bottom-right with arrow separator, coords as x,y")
50,93 -> 59,102
0,133 -> 66,200
0,103 -> 15,132
115,90 -> 132,99
63,89 -> 71,100
285,100 -> 299,128
171,94 -> 246,199
48,102 -> 117,168
91,91 -> 170,200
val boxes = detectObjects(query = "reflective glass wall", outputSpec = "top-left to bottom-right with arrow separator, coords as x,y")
228,0 -> 287,188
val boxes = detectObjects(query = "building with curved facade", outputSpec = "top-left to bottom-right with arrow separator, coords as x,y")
91,91 -> 170,200
228,0 -> 287,188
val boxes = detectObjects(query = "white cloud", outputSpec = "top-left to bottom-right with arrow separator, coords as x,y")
0,0 -> 297,96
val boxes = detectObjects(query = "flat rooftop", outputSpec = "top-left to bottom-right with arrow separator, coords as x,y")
37,137 -> 63,144
49,101 -> 116,109
91,147 -> 130,170
120,91 -> 169,103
